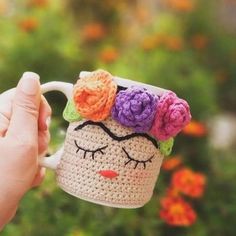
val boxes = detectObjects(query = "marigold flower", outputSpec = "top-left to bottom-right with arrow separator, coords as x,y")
182,120 -> 207,137
0,0 -> 8,15
141,36 -> 158,51
162,155 -> 182,171
82,23 -> 106,42
215,70 -> 228,83
28,0 -> 48,7
160,196 -> 197,226
165,0 -> 194,12
73,70 -> 117,121
223,0 -> 236,5
171,168 -> 206,198
100,47 -> 119,64
19,17 -> 39,32
135,6 -> 149,23
191,34 -> 209,49
141,34 -> 166,51
165,36 -> 183,51
165,186 -> 181,198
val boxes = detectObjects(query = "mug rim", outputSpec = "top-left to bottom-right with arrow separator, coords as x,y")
79,71 -> 169,96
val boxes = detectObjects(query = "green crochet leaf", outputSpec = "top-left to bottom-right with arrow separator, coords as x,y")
159,138 -> 174,156
63,99 -> 82,122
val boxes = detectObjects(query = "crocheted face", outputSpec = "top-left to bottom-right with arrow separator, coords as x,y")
57,117 -> 164,208
57,69 -> 191,208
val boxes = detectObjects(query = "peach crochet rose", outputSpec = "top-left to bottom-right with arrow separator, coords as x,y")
73,70 -> 117,121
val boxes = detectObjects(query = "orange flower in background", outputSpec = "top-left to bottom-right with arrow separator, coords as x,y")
82,23 -> 106,42
215,70 -> 229,83
160,196 -> 197,226
135,5 -> 149,23
162,155 -> 182,171
0,0 -> 8,15
19,17 -> 39,32
141,36 -> 158,51
141,34 -> 166,51
100,47 -> 119,64
141,34 -> 183,51
172,168 -> 206,198
73,70 -> 117,121
28,0 -> 49,8
224,0 -> 236,5
182,120 -> 207,137
191,34 -> 209,49
166,186 -> 180,198
165,0 -> 194,12
165,36 -> 183,51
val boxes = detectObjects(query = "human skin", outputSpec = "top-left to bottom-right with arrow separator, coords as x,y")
0,72 -> 51,231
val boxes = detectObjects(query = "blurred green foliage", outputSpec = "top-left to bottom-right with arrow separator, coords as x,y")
1,0 -> 236,235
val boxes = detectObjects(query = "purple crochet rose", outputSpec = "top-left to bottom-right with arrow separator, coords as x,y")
111,86 -> 159,132
150,91 -> 191,141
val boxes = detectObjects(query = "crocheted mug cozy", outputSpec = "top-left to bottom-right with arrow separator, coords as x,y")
40,69 -> 191,208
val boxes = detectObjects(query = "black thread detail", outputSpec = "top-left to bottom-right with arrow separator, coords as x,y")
74,140 -> 108,159
117,85 -> 126,92
74,120 -> 159,148
122,147 -> 154,169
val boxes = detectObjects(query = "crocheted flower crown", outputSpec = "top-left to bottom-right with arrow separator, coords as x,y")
63,69 -> 191,155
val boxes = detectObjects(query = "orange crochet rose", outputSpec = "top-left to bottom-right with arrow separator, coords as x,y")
73,70 -> 117,121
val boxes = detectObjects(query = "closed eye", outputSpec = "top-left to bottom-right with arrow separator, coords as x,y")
122,147 -> 154,169
74,140 -> 108,160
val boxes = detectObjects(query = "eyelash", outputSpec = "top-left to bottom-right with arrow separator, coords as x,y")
74,140 -> 108,160
122,147 -> 154,169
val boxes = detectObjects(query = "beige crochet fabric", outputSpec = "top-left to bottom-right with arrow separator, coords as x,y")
56,117 -> 164,208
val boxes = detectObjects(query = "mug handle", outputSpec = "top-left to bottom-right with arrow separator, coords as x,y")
39,82 -> 74,170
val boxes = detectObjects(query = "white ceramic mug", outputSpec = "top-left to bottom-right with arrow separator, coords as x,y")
40,71 -> 169,209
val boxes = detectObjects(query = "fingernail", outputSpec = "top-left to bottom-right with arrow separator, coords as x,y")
46,116 -> 51,129
20,72 -> 40,95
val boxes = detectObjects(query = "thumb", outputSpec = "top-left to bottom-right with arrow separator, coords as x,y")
7,72 -> 41,143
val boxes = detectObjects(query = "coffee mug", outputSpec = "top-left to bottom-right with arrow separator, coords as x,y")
40,69 -> 191,208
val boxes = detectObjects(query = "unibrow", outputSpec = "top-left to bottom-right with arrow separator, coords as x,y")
74,120 -> 159,148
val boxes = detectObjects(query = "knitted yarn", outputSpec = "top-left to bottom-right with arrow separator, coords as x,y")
111,86 -> 158,132
159,138 -> 174,156
73,70 -> 117,122
63,99 -> 82,122
56,117 -> 164,208
150,92 -> 191,141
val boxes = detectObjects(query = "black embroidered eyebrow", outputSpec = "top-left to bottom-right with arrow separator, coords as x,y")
74,120 -> 159,148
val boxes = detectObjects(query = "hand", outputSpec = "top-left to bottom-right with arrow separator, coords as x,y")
0,72 -> 51,230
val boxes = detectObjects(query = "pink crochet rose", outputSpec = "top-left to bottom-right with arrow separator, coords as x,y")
150,92 -> 191,141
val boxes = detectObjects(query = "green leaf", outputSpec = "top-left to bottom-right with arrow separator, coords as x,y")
63,99 -> 81,122
159,138 -> 174,156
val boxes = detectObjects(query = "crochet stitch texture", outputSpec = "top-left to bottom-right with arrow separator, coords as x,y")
150,91 -> 191,140
111,86 -> 159,132
73,70 -> 117,121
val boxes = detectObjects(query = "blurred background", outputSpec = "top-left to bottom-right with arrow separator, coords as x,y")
0,0 -> 236,235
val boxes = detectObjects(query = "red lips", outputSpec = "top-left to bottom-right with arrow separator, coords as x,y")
98,170 -> 119,179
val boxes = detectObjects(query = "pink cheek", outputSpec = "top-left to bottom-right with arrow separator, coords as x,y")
98,170 -> 119,179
